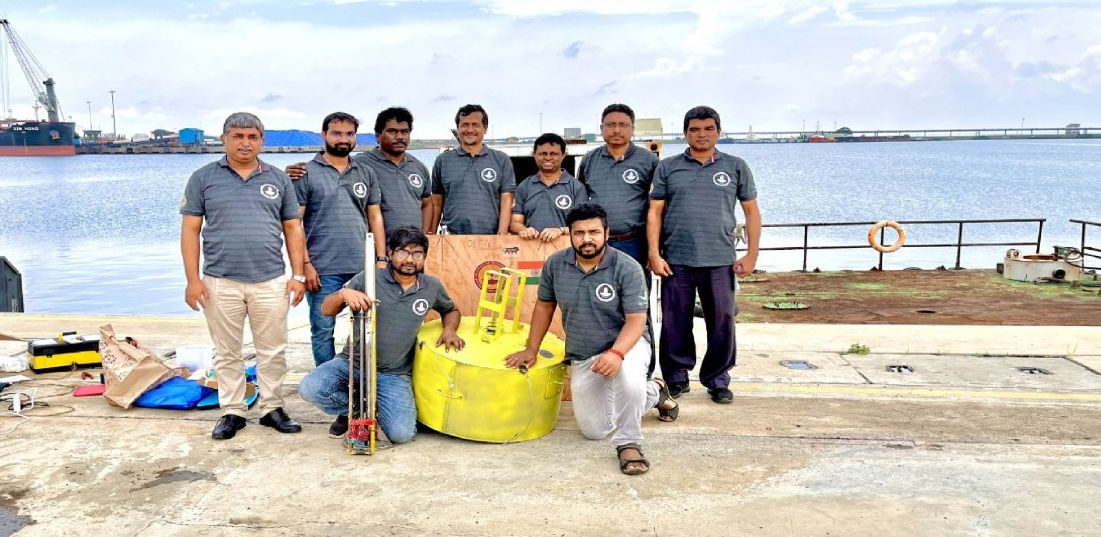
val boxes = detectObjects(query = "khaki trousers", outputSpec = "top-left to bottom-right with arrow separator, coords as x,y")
202,275 -> 289,417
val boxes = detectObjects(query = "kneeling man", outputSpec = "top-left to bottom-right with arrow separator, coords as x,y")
299,226 -> 464,445
505,203 -> 678,475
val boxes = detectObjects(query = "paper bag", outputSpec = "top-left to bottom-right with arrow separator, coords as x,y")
99,324 -> 185,409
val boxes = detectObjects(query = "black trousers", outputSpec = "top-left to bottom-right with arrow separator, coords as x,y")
658,265 -> 738,389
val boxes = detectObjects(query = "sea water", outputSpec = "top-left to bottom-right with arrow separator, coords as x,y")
1,139 -> 1098,315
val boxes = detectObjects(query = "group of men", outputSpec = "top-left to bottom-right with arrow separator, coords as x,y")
179,102 -> 760,476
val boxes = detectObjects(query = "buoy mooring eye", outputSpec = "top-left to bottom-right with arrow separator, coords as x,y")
868,220 -> 906,253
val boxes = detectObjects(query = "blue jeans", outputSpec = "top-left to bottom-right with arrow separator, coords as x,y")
298,358 -> 418,444
306,273 -> 357,366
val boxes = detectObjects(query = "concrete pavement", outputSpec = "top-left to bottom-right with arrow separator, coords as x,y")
1,313 -> 1099,537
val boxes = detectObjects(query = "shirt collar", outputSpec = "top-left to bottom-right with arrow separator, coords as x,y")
681,147 -> 720,164
366,147 -> 407,165
527,170 -> 574,185
458,145 -> 490,157
311,151 -> 358,170
382,266 -> 426,292
600,143 -> 636,162
217,156 -> 267,176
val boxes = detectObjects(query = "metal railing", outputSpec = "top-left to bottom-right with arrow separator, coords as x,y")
1070,219 -> 1101,271
740,218 -> 1046,272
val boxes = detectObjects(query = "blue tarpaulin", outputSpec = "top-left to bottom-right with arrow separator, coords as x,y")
262,130 -> 377,147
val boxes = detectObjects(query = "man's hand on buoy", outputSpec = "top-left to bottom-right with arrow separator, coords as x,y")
436,329 -> 466,352
504,348 -> 536,369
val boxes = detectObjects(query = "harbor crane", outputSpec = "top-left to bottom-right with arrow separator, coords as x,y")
1,19 -> 64,122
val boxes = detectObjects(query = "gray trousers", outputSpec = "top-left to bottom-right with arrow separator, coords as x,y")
570,339 -> 659,448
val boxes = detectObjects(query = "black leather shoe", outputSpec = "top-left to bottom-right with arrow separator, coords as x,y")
259,408 -> 302,433
708,387 -> 734,404
211,414 -> 247,440
329,415 -> 349,437
669,382 -> 691,399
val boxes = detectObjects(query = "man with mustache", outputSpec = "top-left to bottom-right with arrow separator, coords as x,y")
509,133 -> 588,242
180,112 -> 307,440
299,226 -> 464,444
430,104 -> 516,235
505,203 -> 679,475
294,112 -> 387,367
648,106 -> 761,404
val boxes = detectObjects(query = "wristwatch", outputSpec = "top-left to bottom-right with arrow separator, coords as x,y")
376,256 -> 389,262
291,274 -> 306,283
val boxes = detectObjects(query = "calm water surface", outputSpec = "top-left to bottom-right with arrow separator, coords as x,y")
1,140 -> 1098,315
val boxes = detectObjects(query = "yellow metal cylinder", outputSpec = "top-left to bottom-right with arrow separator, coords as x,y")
414,318 -> 566,443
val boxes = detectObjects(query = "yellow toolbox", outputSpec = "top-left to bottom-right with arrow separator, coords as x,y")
28,331 -> 101,372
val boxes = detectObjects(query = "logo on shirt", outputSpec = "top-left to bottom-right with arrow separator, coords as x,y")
595,283 -> 616,303
412,298 -> 430,316
260,184 -> 280,199
352,182 -> 368,198
555,195 -> 573,210
480,168 -> 498,182
712,171 -> 732,187
408,173 -> 424,188
622,169 -> 641,184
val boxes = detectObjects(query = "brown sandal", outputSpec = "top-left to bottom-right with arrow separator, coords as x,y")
653,379 -> 679,422
616,443 -> 650,475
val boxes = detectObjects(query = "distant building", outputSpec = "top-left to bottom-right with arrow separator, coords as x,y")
635,118 -> 663,137
1066,123 -> 1081,136
179,128 -> 205,145
563,127 -> 581,138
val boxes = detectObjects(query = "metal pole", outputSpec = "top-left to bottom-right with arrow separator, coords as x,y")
1035,220 -> 1044,253
955,222 -> 964,269
86,100 -> 91,130
878,227 -> 886,270
802,225 -> 809,272
108,89 -> 116,138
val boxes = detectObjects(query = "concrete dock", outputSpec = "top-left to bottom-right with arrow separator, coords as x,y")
1,313 -> 1099,537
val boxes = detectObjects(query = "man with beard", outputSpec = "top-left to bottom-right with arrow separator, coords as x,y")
294,112 -> 387,367
299,226 -> 465,443
648,106 -> 761,404
286,107 -> 432,235
430,104 -> 516,235
505,203 -> 679,476
180,112 -> 307,440
509,133 -> 588,242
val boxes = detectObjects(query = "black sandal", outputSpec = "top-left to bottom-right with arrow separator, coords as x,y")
653,379 -> 679,422
616,443 -> 650,475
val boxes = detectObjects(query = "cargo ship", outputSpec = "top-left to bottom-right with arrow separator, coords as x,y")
0,120 -> 77,156
1,19 -> 77,157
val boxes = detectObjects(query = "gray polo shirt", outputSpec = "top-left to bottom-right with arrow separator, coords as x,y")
341,268 -> 456,375
537,247 -> 649,363
294,153 -> 381,275
577,144 -> 658,235
650,149 -> 757,267
431,146 -> 517,234
354,148 -> 431,234
180,157 -> 299,283
512,171 -> 589,231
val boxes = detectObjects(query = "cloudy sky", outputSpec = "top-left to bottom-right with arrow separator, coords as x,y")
2,0 -> 1100,138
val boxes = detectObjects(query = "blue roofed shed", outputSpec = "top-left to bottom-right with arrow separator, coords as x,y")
179,128 -> 205,145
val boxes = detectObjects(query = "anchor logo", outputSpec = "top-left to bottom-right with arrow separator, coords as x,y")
622,169 -> 640,184
480,168 -> 498,182
259,184 -> 280,199
712,172 -> 732,187
555,195 -> 572,210
595,283 -> 616,303
412,298 -> 430,316
352,182 -> 368,198
408,173 -> 424,188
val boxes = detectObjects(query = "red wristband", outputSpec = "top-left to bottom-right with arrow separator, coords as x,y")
607,348 -> 625,360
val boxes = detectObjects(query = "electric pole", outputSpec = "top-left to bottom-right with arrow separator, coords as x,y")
109,89 -> 117,138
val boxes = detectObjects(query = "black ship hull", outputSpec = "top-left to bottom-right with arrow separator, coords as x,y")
0,120 -> 77,156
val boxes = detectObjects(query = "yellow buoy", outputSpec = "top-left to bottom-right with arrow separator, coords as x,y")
414,317 -> 566,442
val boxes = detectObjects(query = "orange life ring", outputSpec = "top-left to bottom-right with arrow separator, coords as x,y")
868,220 -> 906,253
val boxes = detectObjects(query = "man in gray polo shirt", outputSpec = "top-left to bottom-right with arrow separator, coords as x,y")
285,107 -> 432,235
430,104 -> 516,235
295,112 -> 387,367
648,106 -> 761,405
577,103 -> 658,266
180,112 -> 307,440
506,203 -> 678,476
509,133 -> 588,242
299,226 -> 464,444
